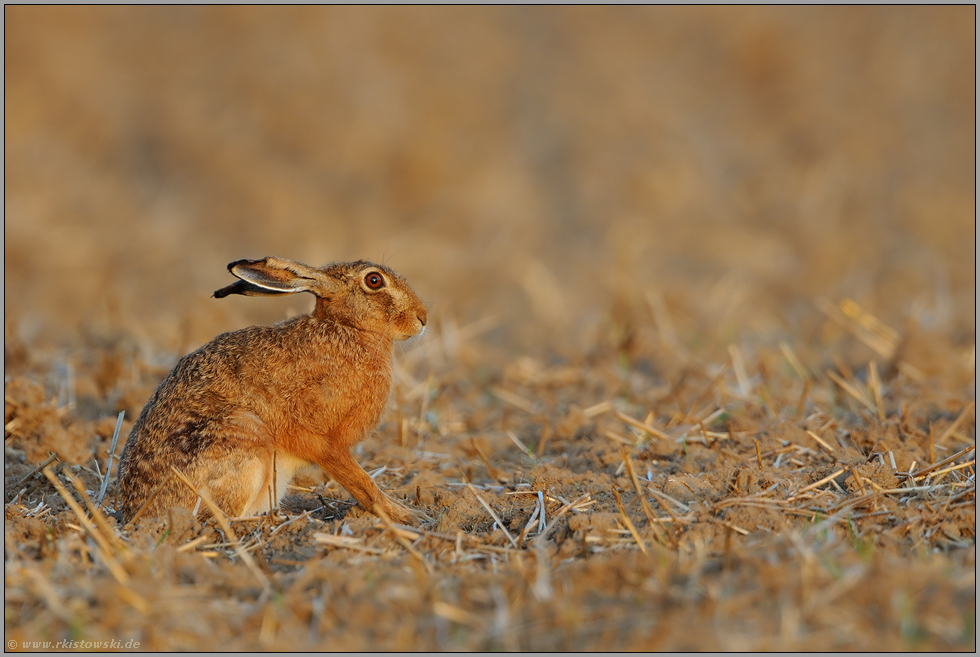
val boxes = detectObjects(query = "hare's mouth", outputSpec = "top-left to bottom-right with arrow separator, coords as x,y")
392,317 -> 426,341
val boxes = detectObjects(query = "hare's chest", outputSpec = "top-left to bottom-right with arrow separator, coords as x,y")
313,362 -> 391,423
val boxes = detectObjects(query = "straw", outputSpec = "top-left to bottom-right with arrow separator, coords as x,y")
794,469 -> 846,495
805,430 -> 836,453
471,439 -> 505,481
170,466 -> 272,594
620,447 -> 666,544
96,410 -> 125,506
126,471 -> 175,527
612,489 -> 647,554
42,467 -> 129,585
616,411 -> 671,442
936,402 -> 975,447
490,386 -> 537,414
375,506 -> 433,573
826,370 -> 875,413
467,484 -> 519,549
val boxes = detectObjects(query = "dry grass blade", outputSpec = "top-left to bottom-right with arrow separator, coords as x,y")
612,488 -> 647,554
826,370 -> 875,412
796,378 -> 811,417
716,498 -> 787,511
538,490 -> 546,538
794,469 -> 846,495
911,445 -> 975,478
780,342 -> 811,380
516,501 -> 541,544
816,297 -> 895,359
313,533 -> 385,555
647,487 -> 691,513
839,298 -> 901,345
850,467 -> 866,495
375,506 -> 433,573
96,410 -> 125,506
471,438 -> 504,481
457,314 -> 500,342
506,430 -> 530,454
825,491 -> 877,515
583,400 -> 614,417
126,471 -> 175,527
728,345 -> 752,397
417,374 -> 434,442
605,430 -> 634,446
489,386 -> 537,414
710,518 -> 749,536
63,468 -> 128,556
15,453 -> 59,485
645,487 -> 682,533
936,402 -> 975,447
433,601 -> 483,628
466,484 -> 519,549
176,534 -> 211,553
170,466 -> 272,594
686,365 -> 730,416
945,486 -> 976,505
805,430 -> 836,453
534,493 -> 592,543
536,418 -> 551,456
615,411 -> 671,441
646,289 -> 694,362
920,460 -> 975,481
698,420 -> 711,446
620,447 -> 666,544
897,360 -> 927,382
875,485 -> 945,495
868,361 -> 885,423
42,467 -> 129,585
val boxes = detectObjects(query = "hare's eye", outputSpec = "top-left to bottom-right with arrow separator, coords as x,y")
365,272 -> 385,290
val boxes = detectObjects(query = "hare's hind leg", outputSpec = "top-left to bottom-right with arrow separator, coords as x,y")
180,412 -> 280,518
198,450 -> 311,518
184,446 -> 270,518
241,451 -> 311,516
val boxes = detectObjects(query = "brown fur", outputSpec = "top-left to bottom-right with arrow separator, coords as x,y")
117,257 -> 428,524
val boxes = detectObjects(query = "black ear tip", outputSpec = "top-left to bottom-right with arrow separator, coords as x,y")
213,282 -> 241,298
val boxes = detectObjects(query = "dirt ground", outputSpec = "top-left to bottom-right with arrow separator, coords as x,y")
4,6 -> 976,651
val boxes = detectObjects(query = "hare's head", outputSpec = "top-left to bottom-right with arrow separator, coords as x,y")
214,257 -> 427,340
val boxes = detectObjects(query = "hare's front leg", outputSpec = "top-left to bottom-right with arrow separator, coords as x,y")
316,448 -> 427,524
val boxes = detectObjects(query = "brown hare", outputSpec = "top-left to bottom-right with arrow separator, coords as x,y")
116,257 -> 429,525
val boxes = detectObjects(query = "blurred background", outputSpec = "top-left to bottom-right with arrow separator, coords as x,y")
5,6 -> 975,363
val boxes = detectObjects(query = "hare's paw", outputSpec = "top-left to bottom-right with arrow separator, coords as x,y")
400,504 -> 433,526
378,497 -> 431,526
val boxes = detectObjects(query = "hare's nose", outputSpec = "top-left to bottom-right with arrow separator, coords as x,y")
416,309 -> 428,327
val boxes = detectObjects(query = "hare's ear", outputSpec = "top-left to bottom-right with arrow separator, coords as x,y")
214,257 -> 339,299
213,280 -> 292,298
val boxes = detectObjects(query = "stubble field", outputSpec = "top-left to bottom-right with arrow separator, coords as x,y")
4,6 -> 976,651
